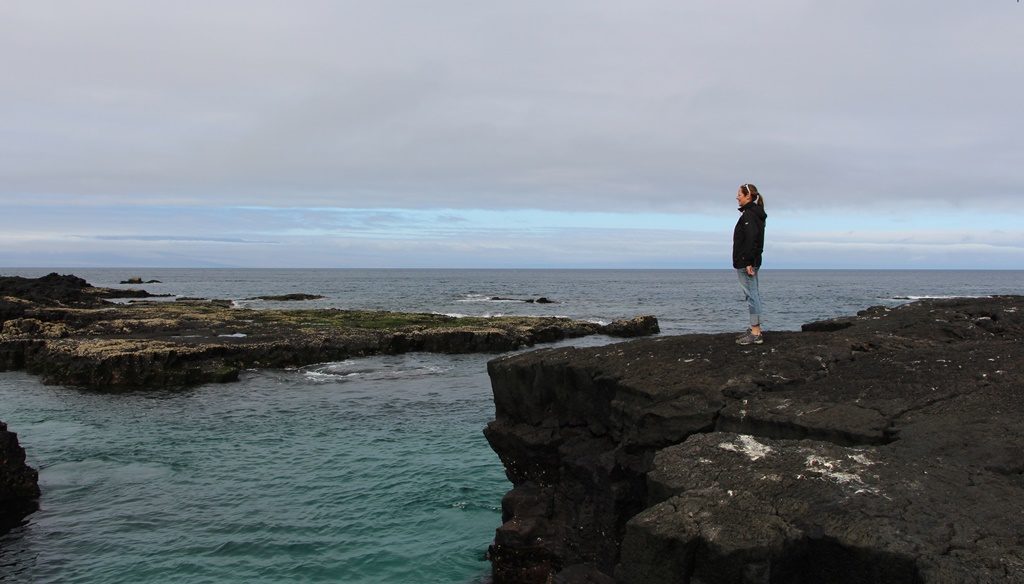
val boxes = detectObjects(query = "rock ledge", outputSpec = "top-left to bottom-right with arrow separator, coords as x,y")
485,296 -> 1024,583
0,274 -> 659,390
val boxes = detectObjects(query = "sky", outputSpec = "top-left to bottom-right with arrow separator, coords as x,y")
1,1 -> 1022,269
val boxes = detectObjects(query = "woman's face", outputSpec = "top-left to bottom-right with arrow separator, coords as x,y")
736,188 -> 752,206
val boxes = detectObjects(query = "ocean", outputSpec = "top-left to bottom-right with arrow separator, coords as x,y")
1,269 -> 1021,583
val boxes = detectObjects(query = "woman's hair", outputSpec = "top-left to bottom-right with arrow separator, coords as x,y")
741,183 -> 765,208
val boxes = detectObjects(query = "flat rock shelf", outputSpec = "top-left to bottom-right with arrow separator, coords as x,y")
0,273 -> 659,391
484,295 -> 1024,584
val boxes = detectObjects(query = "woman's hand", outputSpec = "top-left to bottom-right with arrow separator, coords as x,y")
746,265 -> 756,276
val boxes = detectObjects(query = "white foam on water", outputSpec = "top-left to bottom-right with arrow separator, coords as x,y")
457,294 -> 521,304
302,358 -> 450,384
890,295 -> 991,301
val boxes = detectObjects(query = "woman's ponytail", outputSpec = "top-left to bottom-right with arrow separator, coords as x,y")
743,183 -> 765,209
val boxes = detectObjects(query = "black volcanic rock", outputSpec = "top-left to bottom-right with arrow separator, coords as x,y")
490,297 -> 558,304
246,294 -> 327,301
599,315 -> 659,337
0,421 -> 40,533
484,296 -> 1024,583
0,273 -> 97,307
0,273 -> 165,324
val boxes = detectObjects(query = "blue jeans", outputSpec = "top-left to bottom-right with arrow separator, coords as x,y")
736,268 -> 763,327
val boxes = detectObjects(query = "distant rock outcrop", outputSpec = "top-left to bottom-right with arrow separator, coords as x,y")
484,296 -> 1024,583
246,294 -> 327,301
490,297 -> 558,304
0,273 -> 166,324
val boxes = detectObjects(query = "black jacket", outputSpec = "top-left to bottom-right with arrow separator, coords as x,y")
732,202 -> 767,269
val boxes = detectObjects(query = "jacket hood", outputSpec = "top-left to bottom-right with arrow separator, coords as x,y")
739,202 -> 767,220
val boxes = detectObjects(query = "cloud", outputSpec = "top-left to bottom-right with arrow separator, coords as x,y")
86,235 -> 278,244
1,1 -> 1021,216
1,202 -> 1020,269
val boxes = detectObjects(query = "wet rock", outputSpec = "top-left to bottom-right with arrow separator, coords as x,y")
246,294 -> 327,301
172,298 -> 234,307
485,296 -> 1024,583
490,297 -> 557,304
599,315 -> 660,337
0,421 -> 40,534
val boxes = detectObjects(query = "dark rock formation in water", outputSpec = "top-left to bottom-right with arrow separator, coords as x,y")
0,421 -> 39,534
490,297 -> 557,304
484,296 -> 1024,583
0,274 -> 658,390
246,294 -> 327,301
0,273 -> 164,324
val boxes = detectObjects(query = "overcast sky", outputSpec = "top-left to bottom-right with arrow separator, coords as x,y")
1,1 -> 1021,268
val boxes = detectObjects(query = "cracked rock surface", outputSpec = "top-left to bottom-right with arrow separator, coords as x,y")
484,296 -> 1024,583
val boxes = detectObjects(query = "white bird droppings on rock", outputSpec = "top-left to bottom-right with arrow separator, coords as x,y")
718,435 -> 773,461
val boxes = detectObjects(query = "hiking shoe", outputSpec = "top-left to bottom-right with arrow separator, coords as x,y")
735,332 -> 763,345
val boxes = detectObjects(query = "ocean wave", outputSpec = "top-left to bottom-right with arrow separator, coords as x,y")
457,294 -> 522,304
888,295 -> 992,301
432,311 -> 469,318
301,359 -> 449,383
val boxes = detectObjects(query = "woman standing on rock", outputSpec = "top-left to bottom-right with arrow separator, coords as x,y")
733,183 -> 767,345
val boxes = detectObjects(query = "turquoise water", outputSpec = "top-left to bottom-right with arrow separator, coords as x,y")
0,354 -> 505,584
2,269 -> 1023,583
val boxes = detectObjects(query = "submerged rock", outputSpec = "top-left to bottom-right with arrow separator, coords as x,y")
485,296 -> 1024,583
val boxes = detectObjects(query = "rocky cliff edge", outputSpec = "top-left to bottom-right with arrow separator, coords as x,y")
484,296 -> 1024,583
0,421 -> 40,533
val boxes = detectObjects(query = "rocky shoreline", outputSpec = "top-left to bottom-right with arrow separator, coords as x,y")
0,273 -> 659,391
484,295 -> 1024,583
0,272 -> 659,536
